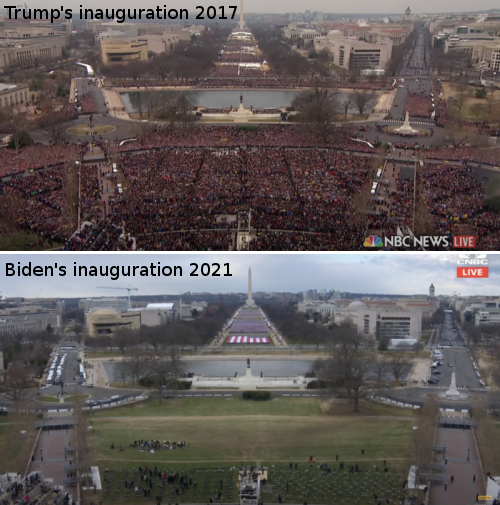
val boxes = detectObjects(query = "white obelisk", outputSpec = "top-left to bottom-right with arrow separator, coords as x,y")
239,0 -> 245,30
246,267 -> 255,306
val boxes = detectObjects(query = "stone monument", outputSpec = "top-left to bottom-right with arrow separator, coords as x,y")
445,372 -> 461,398
245,358 -> 253,377
245,267 -> 256,307
396,111 -> 417,135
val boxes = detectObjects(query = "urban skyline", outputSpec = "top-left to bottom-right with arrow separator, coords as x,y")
14,2 -> 500,15
1,253 -> 499,298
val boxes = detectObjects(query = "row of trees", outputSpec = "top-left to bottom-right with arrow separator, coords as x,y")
114,347 -> 185,405
128,89 -> 195,126
292,82 -> 375,142
88,305 -> 237,352
98,27 -> 231,83
312,322 -> 413,412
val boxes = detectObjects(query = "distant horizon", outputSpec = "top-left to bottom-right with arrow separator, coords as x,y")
3,2 -> 500,16
1,253 -> 499,298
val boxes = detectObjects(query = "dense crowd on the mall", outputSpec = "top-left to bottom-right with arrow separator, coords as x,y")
1,124 -> 500,251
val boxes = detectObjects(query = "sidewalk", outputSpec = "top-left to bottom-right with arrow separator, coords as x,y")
28,429 -> 74,487
429,425 -> 485,505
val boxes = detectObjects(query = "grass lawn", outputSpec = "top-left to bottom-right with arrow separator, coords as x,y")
64,394 -> 90,403
0,232 -> 61,251
67,125 -> 116,135
86,351 -> 124,358
37,395 -> 59,403
483,174 -> 500,210
91,398 -> 414,505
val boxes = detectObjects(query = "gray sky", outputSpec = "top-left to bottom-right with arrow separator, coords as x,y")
1,253 -> 498,298
15,0 -> 498,15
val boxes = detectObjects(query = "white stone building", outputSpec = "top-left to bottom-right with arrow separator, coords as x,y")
314,30 -> 392,70
0,83 -> 29,107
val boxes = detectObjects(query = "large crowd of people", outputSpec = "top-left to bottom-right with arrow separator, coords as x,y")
2,122 -> 500,250
0,144 -> 80,178
404,91 -> 433,119
105,145 -> 371,250
79,92 -> 98,114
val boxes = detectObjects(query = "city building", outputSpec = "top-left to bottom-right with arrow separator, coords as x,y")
87,308 -> 141,337
314,30 -> 392,70
0,24 -> 69,47
101,37 -> 148,64
429,283 -> 436,298
282,24 -> 321,41
403,7 -> 412,25
331,301 -> 423,340
0,43 -> 62,71
129,303 -> 176,326
0,305 -> 60,342
79,297 -> 130,313
298,294 -> 432,339
0,82 -> 29,107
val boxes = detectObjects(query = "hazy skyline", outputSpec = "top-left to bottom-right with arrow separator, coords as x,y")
10,0 -> 500,15
1,253 -> 498,298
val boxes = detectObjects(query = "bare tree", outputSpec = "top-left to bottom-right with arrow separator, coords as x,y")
0,111 -> 30,154
115,360 -> 128,385
485,89 -> 498,120
353,90 -> 374,115
441,124 -> 471,148
341,96 -> 354,119
292,80 -> 339,143
386,351 -> 412,383
165,345 -> 186,406
114,327 -> 137,353
373,357 -> 388,387
41,112 -> 67,144
408,396 -> 438,486
454,83 -> 470,114
154,55 -> 171,82
320,323 -> 372,412
176,91 -> 196,129
141,325 -> 167,352
72,390 -> 95,487
470,103 -> 486,120
124,353 -> 147,385
147,352 -> 170,404
0,364 -> 35,407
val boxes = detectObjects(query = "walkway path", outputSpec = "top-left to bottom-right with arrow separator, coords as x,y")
28,429 -> 74,487
429,423 -> 485,505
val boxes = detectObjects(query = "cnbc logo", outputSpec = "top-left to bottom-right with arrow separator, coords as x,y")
364,235 -> 383,248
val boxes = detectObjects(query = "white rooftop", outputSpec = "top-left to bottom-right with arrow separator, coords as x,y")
0,83 -> 18,91
146,303 -> 174,309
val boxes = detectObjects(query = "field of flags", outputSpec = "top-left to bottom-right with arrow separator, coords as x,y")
227,336 -> 269,344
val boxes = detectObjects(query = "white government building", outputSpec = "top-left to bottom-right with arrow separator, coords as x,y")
298,289 -> 439,340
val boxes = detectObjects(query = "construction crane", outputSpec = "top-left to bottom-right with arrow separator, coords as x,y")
97,286 -> 138,310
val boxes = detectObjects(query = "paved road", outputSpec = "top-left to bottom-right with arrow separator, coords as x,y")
76,77 -> 107,114
431,312 -> 484,390
389,26 -> 432,120
428,424 -> 485,505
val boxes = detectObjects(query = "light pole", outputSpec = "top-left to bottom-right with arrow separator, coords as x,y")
75,160 -> 81,233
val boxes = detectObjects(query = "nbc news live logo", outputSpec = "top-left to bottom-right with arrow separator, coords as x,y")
364,235 -> 476,249
457,254 -> 488,278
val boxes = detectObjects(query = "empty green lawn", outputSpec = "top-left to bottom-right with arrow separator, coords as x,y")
92,397 -> 415,466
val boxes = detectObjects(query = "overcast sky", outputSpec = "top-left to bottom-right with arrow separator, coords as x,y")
1,253 -> 498,298
10,0 -> 498,15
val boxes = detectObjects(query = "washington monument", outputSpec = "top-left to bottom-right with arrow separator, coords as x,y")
239,0 -> 245,30
246,267 -> 255,307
